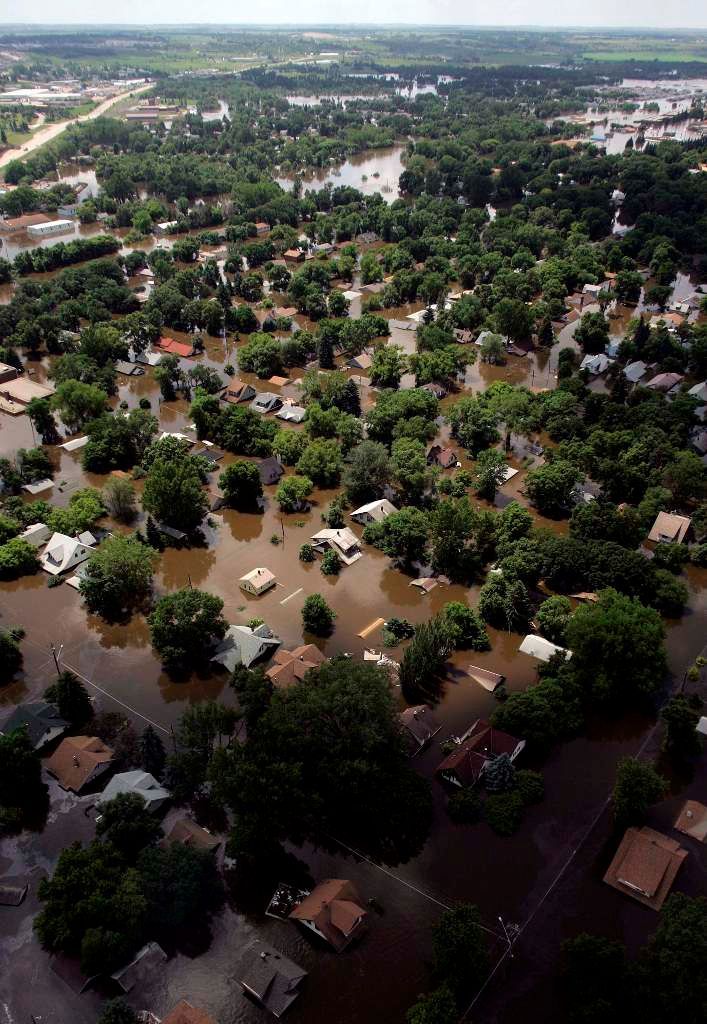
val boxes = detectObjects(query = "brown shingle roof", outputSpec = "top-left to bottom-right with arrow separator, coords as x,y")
603,826 -> 687,910
436,720 -> 522,786
45,736 -> 113,792
267,644 -> 326,688
161,818 -> 221,852
160,1000 -> 216,1024
289,879 -> 367,951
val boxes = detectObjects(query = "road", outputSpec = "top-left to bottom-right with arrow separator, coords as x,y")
0,83 -> 151,169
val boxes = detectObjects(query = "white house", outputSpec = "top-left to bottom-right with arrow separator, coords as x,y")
580,353 -> 613,375
349,499 -> 398,525
519,634 -> 572,663
276,404 -> 306,423
40,533 -> 95,576
99,771 -> 170,813
239,567 -> 277,596
311,528 -> 362,565
26,219 -> 74,238
251,392 -> 282,414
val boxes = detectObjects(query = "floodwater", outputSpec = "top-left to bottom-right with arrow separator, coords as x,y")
275,144 -> 406,200
1,253 -> 706,1023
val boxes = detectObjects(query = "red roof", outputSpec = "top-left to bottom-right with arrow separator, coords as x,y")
155,337 -> 193,358
436,719 -> 522,786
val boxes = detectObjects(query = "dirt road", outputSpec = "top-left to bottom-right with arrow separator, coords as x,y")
0,83 -> 151,169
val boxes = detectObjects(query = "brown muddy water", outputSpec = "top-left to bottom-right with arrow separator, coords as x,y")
1,277 -> 706,1023
275,144 -> 406,201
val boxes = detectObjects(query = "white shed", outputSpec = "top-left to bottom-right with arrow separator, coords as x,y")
239,567 -> 277,596
519,634 -> 572,663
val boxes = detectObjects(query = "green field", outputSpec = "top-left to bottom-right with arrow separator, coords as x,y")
583,50 -> 707,62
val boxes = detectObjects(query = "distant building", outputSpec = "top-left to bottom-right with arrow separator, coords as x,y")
647,511 -> 692,545
349,499 -> 398,525
0,212 -> 52,234
0,361 -> 18,384
154,336 -> 194,358
0,377 -> 55,407
26,219 -> 73,238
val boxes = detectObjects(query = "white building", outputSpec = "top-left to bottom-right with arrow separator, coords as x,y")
349,499 -> 398,525
99,771 -> 170,813
26,219 -> 74,238
239,567 -> 277,596
39,532 -> 95,576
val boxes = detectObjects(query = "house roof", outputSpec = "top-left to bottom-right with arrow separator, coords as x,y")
350,499 -> 398,523
466,665 -> 505,692
240,940 -> 306,1018
0,377 -> 55,404
154,337 -> 193,358
647,511 -> 692,544
211,623 -> 281,672
160,1000 -> 216,1024
40,533 -> 93,575
519,634 -> 572,663
223,379 -> 255,403
436,719 -> 523,786
644,372 -> 684,392
400,705 -> 441,748
623,360 -> 648,383
0,702 -> 68,749
240,567 -> 276,590
111,942 -> 167,993
427,445 -> 457,468
251,392 -> 282,412
311,527 -> 362,564
267,644 -> 326,688
276,404 -> 306,422
161,817 -> 221,852
688,380 -> 707,402
99,770 -> 170,810
45,736 -> 113,792
289,879 -> 367,951
674,800 -> 707,842
603,827 -> 687,910
258,456 -> 284,483
0,212 -> 51,230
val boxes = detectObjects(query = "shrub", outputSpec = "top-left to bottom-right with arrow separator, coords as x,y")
483,791 -> 524,836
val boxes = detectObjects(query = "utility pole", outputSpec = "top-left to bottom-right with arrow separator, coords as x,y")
498,916 -> 518,957
50,642 -> 63,676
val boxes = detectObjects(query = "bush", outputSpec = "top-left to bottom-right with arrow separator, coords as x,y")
302,593 -> 335,636
483,790 -> 524,836
0,537 -> 39,580
515,769 -> 544,805
299,543 -> 315,562
320,549 -> 342,576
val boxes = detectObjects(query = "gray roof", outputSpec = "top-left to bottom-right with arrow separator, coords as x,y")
99,770 -> 170,810
0,702 -> 68,750
211,623 -> 281,673
111,942 -> 167,993
240,940 -> 306,1019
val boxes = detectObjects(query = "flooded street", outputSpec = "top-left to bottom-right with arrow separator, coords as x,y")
275,144 -> 406,200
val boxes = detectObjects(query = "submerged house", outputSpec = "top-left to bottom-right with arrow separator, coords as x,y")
311,527 -> 362,565
251,392 -> 283,415
239,940 -> 306,1019
436,720 -> 525,788
427,445 -> 459,469
211,623 -> 281,672
239,567 -> 277,596
39,532 -> 95,576
603,827 -> 687,911
647,511 -> 692,545
258,456 -> 284,485
349,499 -> 398,525
0,701 -> 68,750
45,736 -> 113,793
222,379 -> 257,405
289,879 -> 368,951
98,771 -> 170,813
266,644 -> 326,688
399,705 -> 442,753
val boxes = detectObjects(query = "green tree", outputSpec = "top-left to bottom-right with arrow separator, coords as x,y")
0,727 -> 48,834
97,999 -> 139,1024
44,671 -> 93,729
211,659 -> 431,865
391,437 -> 430,504
79,536 -> 158,620
370,344 -> 408,389
0,627 -> 23,682
96,793 -> 162,860
575,311 -> 610,354
440,602 -> 490,651
343,441 -> 392,503
536,595 -> 573,645
149,588 -> 228,669
139,725 -> 166,781
660,695 -> 702,760
561,933 -> 629,1024
525,460 -> 581,516
0,537 -> 39,580
612,756 -> 667,828
142,454 -> 208,532
399,615 -> 454,703
47,487 -> 105,536
431,904 -> 489,1002
566,589 -> 666,705
296,439 -> 343,487
478,575 -> 531,632
219,460 -> 263,508
473,448 -> 508,501
51,379 -> 108,431
275,475 -> 313,512
102,477 -> 137,523
638,894 -> 707,1024
363,507 -> 429,568
302,593 -> 336,636
406,985 -> 457,1024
